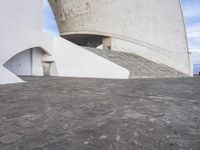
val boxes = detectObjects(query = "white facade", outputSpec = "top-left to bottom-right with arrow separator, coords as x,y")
0,0 -> 193,85
1,0 -> 45,77
0,0 -> 43,31
0,0 -> 129,84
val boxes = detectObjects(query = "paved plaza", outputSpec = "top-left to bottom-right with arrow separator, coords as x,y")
0,77 -> 200,150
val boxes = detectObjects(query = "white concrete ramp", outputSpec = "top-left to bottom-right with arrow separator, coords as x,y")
52,37 -> 130,79
0,67 -> 23,84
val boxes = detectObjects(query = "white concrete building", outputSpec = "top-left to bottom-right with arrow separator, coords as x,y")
0,0 -> 192,84
49,0 -> 192,76
0,0 -> 129,84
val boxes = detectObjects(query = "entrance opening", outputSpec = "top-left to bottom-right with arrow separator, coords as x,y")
42,62 -> 51,76
3,48 -> 48,77
4,50 -> 32,76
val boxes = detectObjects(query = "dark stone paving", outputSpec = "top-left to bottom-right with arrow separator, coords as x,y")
0,77 -> 200,150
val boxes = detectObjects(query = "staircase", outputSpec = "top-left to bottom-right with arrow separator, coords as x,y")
84,47 -> 187,78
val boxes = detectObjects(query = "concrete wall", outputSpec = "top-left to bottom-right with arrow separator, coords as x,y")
0,0 -> 43,31
32,48 -> 44,76
0,19 -> 53,84
49,0 -> 192,76
0,20 -> 54,66
4,48 -> 44,76
0,0 -> 49,84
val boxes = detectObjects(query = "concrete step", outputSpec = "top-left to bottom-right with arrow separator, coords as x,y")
83,47 -> 187,78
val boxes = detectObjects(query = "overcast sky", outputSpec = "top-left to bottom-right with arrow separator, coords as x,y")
182,0 -> 200,65
43,0 -> 200,66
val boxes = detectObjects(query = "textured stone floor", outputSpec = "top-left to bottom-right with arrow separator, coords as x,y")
0,76 -> 200,150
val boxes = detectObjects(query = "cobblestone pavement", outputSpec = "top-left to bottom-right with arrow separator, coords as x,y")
0,77 -> 200,150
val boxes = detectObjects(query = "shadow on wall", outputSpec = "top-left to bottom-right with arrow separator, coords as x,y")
3,47 -> 56,77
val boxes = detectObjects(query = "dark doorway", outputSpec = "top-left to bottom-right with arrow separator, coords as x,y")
43,62 -> 51,76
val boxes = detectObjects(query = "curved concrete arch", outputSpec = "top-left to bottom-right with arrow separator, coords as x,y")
62,31 -> 189,54
0,20 -> 54,84
0,20 -> 53,66
3,47 -> 50,67
49,0 -> 188,50
60,30 -> 191,75
49,0 -> 192,75
3,47 -> 48,77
